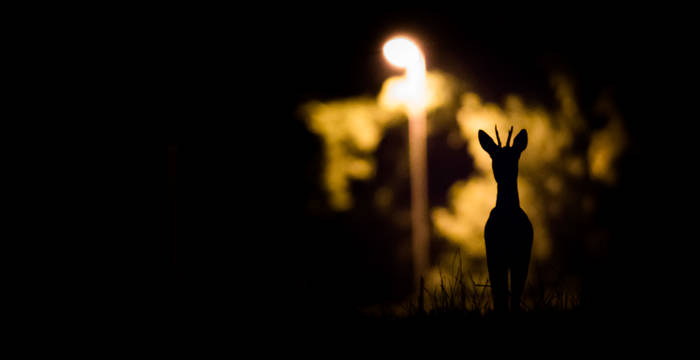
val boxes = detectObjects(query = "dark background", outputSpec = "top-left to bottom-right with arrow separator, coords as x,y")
158,9 -> 689,327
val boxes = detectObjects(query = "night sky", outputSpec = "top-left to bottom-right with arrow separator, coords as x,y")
162,9 -> 688,329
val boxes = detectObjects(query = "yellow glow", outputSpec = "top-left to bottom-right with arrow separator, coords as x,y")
302,71 -> 455,211
302,68 -> 627,311
378,70 -> 454,115
588,97 -> 627,184
382,37 -> 427,116
433,77 -> 627,268
383,37 -> 423,69
303,98 -> 400,210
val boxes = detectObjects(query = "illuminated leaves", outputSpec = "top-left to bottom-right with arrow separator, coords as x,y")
302,71 -> 627,267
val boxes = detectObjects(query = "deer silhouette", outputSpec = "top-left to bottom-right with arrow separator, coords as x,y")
479,126 -> 533,312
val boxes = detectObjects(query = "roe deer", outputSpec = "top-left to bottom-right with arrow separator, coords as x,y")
478,126 -> 533,312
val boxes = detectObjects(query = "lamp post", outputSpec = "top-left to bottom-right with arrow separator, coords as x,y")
383,37 -> 429,291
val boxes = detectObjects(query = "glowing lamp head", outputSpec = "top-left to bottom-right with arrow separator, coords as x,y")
383,37 -> 424,69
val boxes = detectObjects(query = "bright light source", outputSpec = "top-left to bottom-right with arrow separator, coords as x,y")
383,36 -> 429,291
381,36 -> 427,115
383,37 -> 424,69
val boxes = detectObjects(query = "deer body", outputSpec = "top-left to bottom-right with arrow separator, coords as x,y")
479,126 -> 533,312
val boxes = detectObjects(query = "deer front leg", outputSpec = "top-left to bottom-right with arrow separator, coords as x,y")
487,259 -> 508,313
510,262 -> 529,312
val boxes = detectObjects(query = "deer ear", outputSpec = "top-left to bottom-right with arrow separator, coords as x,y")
512,129 -> 528,153
478,130 -> 498,156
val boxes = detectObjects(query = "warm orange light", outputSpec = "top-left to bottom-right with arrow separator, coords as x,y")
383,37 -> 424,69
382,37 -> 427,115
384,36 -> 429,291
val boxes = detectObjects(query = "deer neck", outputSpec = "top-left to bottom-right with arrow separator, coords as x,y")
496,178 -> 520,209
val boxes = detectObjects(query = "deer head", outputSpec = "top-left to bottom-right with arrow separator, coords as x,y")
478,126 -> 528,184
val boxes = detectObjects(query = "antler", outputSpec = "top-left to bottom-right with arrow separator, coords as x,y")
506,126 -> 514,147
494,125 -> 502,147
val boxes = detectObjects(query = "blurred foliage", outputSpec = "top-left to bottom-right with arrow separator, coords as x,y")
302,69 -> 627,302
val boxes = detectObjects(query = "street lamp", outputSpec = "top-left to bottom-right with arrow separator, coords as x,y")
383,37 -> 429,291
